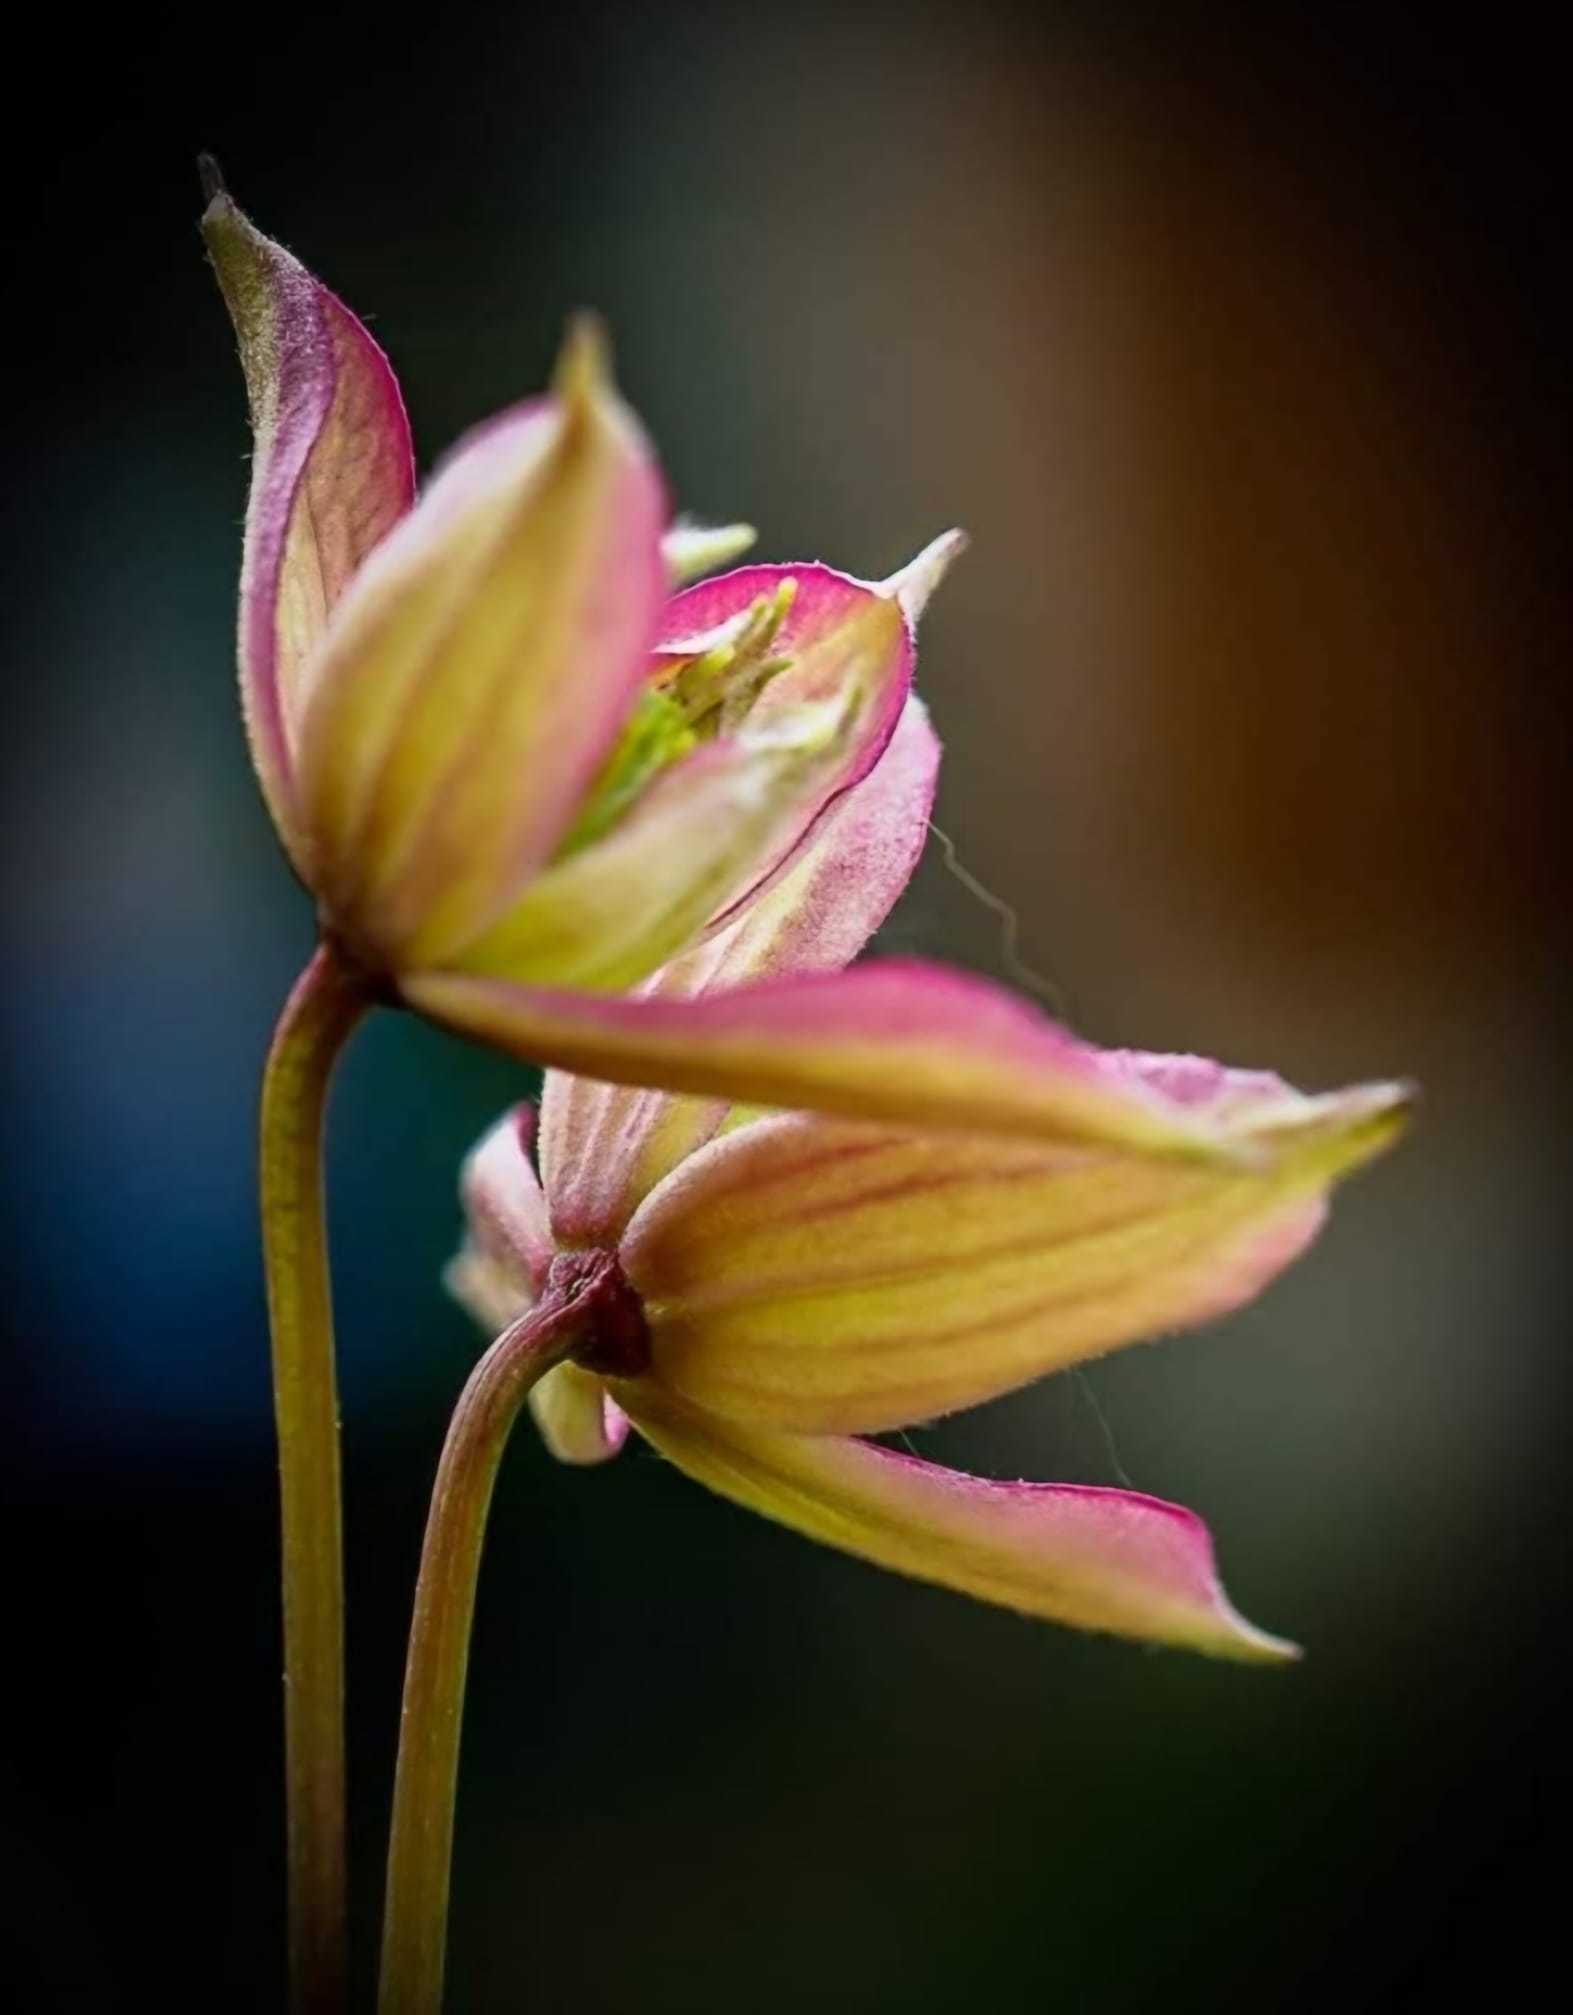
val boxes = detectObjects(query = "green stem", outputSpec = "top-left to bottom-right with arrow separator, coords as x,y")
261,940 -> 376,2015
378,1291 -> 590,2014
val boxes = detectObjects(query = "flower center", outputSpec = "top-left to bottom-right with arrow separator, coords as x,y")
662,578 -> 797,734
545,1248 -> 652,1377
549,581 -> 801,862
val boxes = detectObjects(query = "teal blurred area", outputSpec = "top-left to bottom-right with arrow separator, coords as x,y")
4,3 -> 1567,2007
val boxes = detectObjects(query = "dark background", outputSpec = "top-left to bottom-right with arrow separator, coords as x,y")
5,3 -> 1567,2008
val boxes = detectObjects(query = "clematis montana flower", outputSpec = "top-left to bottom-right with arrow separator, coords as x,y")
202,177 -> 951,988
446,704 -> 1408,1659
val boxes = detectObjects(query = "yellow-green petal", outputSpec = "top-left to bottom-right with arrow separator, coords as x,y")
538,697 -> 940,1244
297,323 -> 667,971
617,1385 -> 1296,1661
202,177 -> 415,869
529,1362 -> 629,1465
618,1080 -> 1408,1434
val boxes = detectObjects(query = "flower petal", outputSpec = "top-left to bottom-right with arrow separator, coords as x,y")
458,1105 -> 554,1293
406,959 -> 1246,1164
872,528 -> 968,624
538,698 -> 941,1243
447,584 -> 902,991
616,1387 -> 1296,1661
202,178 -> 416,867
618,1080 -> 1407,1433
655,559 -> 894,657
662,521 -> 757,584
652,563 -> 915,920
297,321 -> 668,969
444,1109 -> 549,1337
445,1237 -> 532,1336
529,1362 -> 630,1465
466,547 -> 949,1016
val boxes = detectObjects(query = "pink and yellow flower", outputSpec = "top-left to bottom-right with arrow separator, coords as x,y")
203,179 -> 931,988
204,175 -> 1340,1169
448,704 -> 1407,1659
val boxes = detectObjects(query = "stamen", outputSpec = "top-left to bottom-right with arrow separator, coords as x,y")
669,579 -> 798,731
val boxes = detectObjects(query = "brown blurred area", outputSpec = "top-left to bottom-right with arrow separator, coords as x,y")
746,16 -> 1561,996
638,12 -> 1564,1039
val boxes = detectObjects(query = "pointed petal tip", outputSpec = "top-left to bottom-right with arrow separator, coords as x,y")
621,1397 -> 1308,1663
197,151 -> 228,212
1323,1075 -> 1417,1124
1164,1495 -> 1301,1664
554,311 -> 614,409
1362,1074 -> 1420,1121
1254,1074 -> 1416,1179
881,528 -> 970,623
1342,1076 -> 1418,1161
1206,1599 -> 1303,1666
197,163 -> 265,255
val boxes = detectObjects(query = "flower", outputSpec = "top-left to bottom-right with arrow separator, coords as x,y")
201,173 -> 946,994
447,706 -> 1408,1659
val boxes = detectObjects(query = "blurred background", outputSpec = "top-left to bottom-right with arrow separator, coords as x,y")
6,2 -> 1567,2007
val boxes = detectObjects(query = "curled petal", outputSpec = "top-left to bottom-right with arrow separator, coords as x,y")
406,960 -> 1257,1163
657,558 -> 899,659
297,322 -> 668,969
454,591 -> 911,999
653,564 -> 914,920
616,1386 -> 1296,1661
202,180 -> 415,866
458,1105 -> 554,1293
529,1363 -> 630,1465
539,698 -> 941,1244
619,1081 -> 1407,1434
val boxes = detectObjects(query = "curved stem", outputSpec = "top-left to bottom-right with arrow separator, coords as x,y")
261,940 -> 376,2015
379,1291 -> 593,2015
